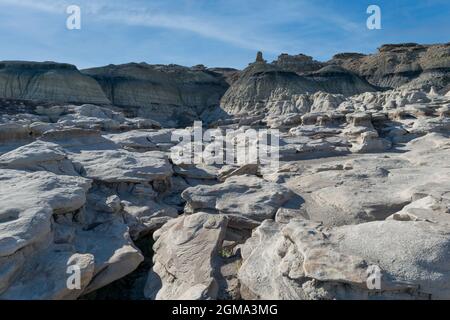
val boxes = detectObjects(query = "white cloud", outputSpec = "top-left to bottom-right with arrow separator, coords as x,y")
98,10 -> 283,53
0,0 -> 363,55
0,0 -> 65,13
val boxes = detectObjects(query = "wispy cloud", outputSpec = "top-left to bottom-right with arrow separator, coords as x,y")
0,0 -> 362,54
2,0 -> 446,68
0,0 -> 64,13
99,9 -> 280,52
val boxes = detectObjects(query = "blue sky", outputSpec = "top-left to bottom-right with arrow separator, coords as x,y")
0,0 -> 449,70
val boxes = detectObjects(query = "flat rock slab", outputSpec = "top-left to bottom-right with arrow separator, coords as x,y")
0,169 -> 90,257
69,149 -> 173,183
182,175 -> 294,222
105,129 -> 176,151
285,135 -> 450,226
0,140 -> 78,175
39,128 -> 174,183
174,164 -> 219,180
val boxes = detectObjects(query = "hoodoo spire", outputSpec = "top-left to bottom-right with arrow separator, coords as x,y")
255,51 -> 266,63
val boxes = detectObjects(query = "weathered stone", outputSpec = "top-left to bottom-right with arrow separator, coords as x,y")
182,175 -> 294,222
82,63 -> 230,127
239,219 -> 450,300
0,61 -> 109,104
0,169 -> 90,257
144,213 -> 228,300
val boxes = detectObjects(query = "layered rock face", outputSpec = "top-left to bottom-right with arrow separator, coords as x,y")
2,44 -> 448,125
220,53 -> 377,116
82,63 -> 230,127
220,58 -> 319,115
207,67 -> 241,85
305,65 -> 379,96
272,53 -> 325,74
0,61 -> 109,105
329,43 -> 450,90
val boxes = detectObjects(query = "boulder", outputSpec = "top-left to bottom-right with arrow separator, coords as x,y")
0,140 -> 78,175
144,213 -> 227,300
182,175 -> 294,222
0,169 -> 90,257
239,218 -> 450,299
69,149 -> 173,184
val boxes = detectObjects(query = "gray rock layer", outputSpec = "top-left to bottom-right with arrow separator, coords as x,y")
0,61 -> 109,104
82,63 -> 230,127
329,43 -> 450,90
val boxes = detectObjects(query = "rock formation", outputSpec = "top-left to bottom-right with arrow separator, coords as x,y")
82,63 -> 230,127
328,43 -> 450,90
0,61 -> 109,105
255,51 -> 266,63
220,53 -> 378,116
0,42 -> 449,301
273,53 -> 325,74
239,218 -> 450,299
144,213 -> 228,300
